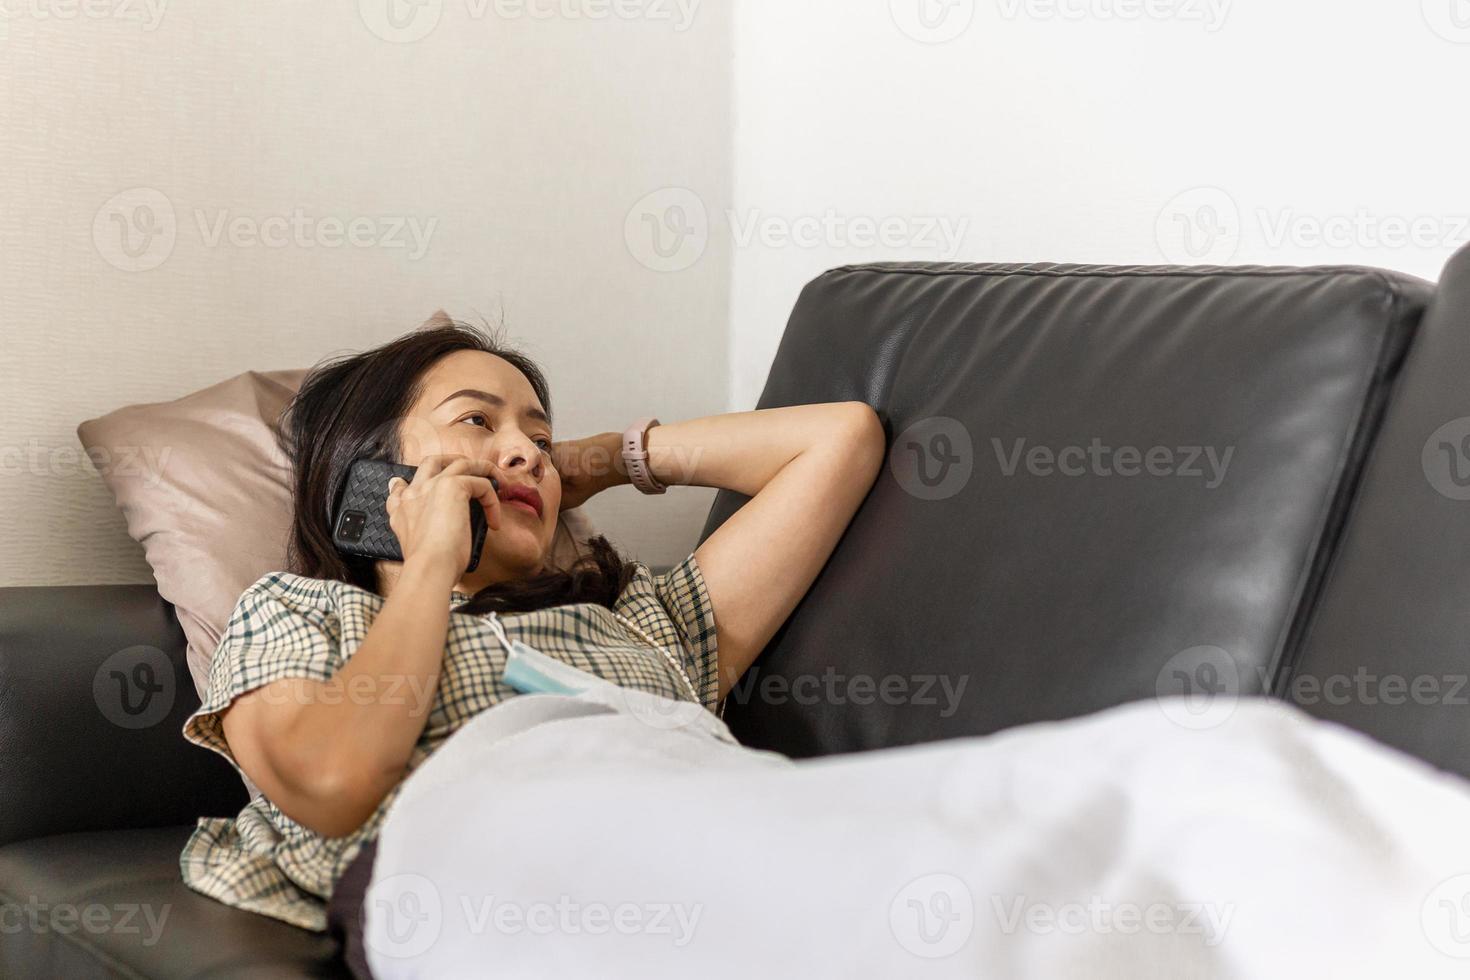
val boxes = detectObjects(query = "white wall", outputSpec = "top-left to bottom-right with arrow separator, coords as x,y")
9,1 -> 1470,585
727,0 -> 1470,409
0,1 -> 731,585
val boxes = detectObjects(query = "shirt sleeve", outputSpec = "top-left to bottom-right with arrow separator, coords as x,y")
182,573 -> 343,769
650,552 -> 721,710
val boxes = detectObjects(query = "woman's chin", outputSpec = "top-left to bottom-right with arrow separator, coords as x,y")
480,532 -> 552,578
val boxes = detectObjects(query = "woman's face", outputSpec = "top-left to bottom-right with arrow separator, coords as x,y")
395,349 -> 561,583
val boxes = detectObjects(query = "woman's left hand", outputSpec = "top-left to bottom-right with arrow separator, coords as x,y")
549,433 -> 624,511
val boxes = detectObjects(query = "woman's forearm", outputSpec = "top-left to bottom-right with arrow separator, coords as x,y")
292,558 -> 454,780
228,557 -> 458,836
648,405 -> 867,496
578,404 -> 873,499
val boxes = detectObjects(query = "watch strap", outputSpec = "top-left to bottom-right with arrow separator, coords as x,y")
621,417 -> 667,494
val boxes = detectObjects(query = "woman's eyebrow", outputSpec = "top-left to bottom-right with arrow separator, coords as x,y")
434,388 -> 551,425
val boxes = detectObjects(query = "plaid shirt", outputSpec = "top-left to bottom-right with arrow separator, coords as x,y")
180,554 -> 720,932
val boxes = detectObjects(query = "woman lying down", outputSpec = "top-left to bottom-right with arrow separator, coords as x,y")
182,323 -> 1470,979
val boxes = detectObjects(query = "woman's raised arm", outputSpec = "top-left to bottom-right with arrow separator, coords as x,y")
663,404 -> 885,696
560,403 -> 886,698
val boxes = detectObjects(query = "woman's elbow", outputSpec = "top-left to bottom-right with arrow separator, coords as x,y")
276,767 -> 391,839
836,401 -> 886,475
263,739 -> 397,838
224,697 -> 400,838
296,803 -> 376,840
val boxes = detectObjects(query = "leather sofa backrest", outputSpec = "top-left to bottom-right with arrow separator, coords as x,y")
703,261 -> 1435,760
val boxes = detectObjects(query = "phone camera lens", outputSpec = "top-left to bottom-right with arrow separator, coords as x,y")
339,510 -> 367,544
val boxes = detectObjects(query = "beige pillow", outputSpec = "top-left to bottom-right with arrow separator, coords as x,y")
78,322 -> 597,699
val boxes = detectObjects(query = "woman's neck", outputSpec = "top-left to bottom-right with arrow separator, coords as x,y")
376,557 -> 544,599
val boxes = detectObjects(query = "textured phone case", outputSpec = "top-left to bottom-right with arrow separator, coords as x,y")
332,459 -> 489,574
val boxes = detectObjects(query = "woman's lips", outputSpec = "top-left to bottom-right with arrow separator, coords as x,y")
496,482 -> 544,519
505,499 -> 540,518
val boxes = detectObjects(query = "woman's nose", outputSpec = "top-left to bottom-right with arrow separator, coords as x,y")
496,438 -> 542,478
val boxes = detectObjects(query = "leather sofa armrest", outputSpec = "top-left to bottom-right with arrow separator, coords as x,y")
1291,242 -> 1470,775
0,586 -> 247,848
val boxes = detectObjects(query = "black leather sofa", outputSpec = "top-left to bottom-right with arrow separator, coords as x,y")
6,245 -> 1470,977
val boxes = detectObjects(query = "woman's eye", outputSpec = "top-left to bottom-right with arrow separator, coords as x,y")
535,437 -> 553,452
460,414 -> 489,428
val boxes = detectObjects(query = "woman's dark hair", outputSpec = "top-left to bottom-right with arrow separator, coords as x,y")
281,321 -> 635,613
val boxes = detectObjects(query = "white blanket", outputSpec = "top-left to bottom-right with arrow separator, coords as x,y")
364,687 -> 1470,979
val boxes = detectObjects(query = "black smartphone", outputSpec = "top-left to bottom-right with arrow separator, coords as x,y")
331,459 -> 491,574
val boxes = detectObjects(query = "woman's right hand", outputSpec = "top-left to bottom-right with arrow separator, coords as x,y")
385,455 -> 503,576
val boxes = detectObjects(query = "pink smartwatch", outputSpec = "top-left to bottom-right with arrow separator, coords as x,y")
621,417 -> 667,494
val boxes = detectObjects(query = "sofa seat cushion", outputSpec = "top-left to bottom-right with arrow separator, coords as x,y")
0,826 -> 346,980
